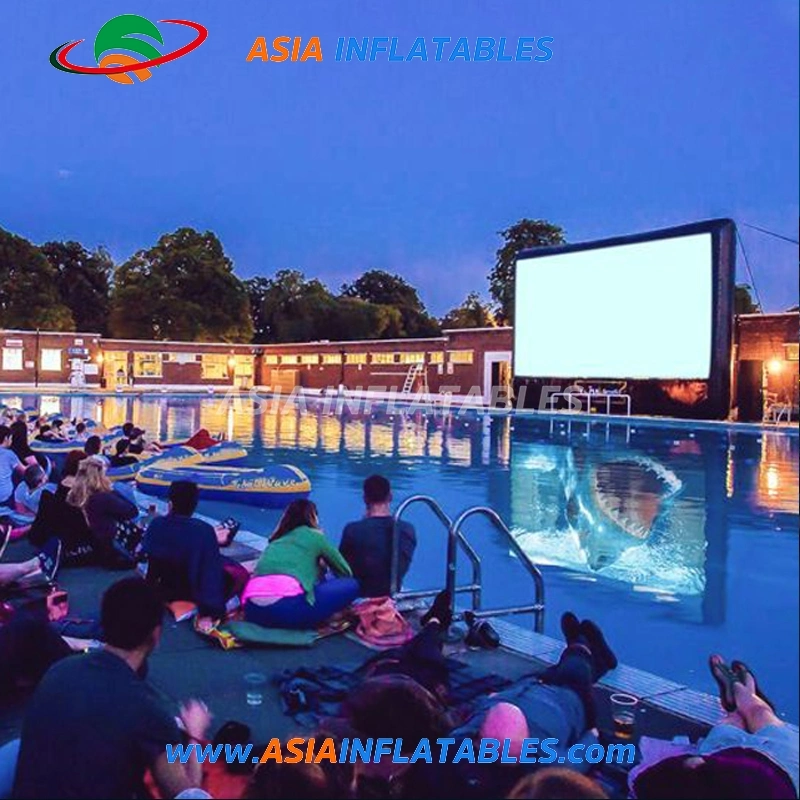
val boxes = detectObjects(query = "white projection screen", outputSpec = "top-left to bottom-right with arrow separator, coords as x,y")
516,232 -> 713,379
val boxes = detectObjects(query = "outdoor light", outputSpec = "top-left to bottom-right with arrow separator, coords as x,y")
768,358 -> 783,374
96,353 -> 104,364
228,356 -> 237,369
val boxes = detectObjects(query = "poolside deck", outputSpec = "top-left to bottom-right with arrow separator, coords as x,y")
1,529 -> 726,767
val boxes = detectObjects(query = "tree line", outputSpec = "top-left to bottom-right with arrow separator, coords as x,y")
0,222 -> 762,343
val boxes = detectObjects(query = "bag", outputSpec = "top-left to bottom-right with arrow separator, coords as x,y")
353,597 -> 413,649
114,518 -> 145,561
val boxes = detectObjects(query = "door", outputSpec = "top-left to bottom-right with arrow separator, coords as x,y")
483,350 -> 513,406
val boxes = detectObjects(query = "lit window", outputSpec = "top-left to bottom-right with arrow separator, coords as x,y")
786,343 -> 799,362
40,348 -> 62,372
300,354 -> 319,365
345,353 -> 367,365
321,353 -> 342,365
449,350 -> 474,365
1,348 -> 23,371
371,353 -> 395,365
233,356 -> 254,377
133,352 -> 162,378
201,354 -> 228,380
398,352 -> 425,364
429,351 -> 444,365
263,354 -> 279,365
280,355 -> 300,365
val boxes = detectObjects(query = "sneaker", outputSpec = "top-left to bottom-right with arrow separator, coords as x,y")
420,589 -> 453,630
37,537 -> 62,584
464,611 -> 501,650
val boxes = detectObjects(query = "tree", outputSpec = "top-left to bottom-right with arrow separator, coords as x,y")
489,219 -> 566,323
244,277 -> 274,343
735,284 -> 761,315
441,292 -> 496,330
41,241 -> 113,334
0,228 -> 74,330
109,228 -> 253,342
342,269 -> 440,337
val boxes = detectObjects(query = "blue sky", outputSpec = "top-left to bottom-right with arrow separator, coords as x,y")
0,0 -> 797,315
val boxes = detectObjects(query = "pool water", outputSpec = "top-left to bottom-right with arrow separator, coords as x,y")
6,392 -> 799,721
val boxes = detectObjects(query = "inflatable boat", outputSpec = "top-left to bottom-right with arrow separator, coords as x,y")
136,463 -> 311,507
107,441 -> 248,481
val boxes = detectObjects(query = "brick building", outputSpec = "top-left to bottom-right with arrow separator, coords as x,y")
1,315 -> 796,416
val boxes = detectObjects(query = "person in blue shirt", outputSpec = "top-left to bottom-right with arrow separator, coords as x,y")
0,425 -> 24,508
340,474 -> 417,597
142,480 -> 246,621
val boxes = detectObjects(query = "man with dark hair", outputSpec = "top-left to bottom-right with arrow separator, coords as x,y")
0,425 -> 23,508
13,577 -> 210,799
142,480 -> 246,621
83,434 -> 103,457
340,474 -> 416,597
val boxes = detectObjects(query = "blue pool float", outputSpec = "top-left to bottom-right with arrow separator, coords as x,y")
107,441 -> 248,481
136,462 -> 311,508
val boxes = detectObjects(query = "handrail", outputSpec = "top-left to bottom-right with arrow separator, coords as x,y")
392,495 -> 482,610
450,506 -> 545,633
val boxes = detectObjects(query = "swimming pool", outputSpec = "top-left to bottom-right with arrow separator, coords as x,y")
5,391 -> 798,721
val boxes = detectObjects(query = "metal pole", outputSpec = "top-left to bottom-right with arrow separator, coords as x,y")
34,328 -> 40,388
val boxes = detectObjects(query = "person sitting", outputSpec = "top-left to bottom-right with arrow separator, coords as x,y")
66,456 -> 138,566
13,464 -> 52,516
0,425 -> 24,509
34,423 -> 57,442
246,746 -> 340,800
142,480 -> 248,622
108,438 -> 140,469
508,768 -> 608,799
13,577 -> 211,799
339,474 -> 416,597
73,421 -> 88,442
84,434 -> 107,460
49,418 -> 68,440
9,420 -> 43,469
122,422 -> 162,454
244,500 -> 358,630
629,657 -> 798,799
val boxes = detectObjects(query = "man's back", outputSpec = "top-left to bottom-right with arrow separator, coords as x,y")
14,650 -> 180,799
143,514 -> 226,617
340,517 -> 416,597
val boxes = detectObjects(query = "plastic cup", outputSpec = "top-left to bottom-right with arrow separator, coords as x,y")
610,693 -> 638,739
244,672 -> 266,707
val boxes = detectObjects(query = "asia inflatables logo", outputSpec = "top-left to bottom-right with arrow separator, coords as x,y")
49,14 -> 207,85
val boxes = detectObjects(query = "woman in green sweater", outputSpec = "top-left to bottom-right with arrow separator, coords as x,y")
243,499 -> 359,629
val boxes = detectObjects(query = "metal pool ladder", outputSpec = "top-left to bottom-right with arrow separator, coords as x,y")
391,495 -> 545,633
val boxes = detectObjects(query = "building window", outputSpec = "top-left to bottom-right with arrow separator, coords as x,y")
345,353 -> 367,365
371,353 -> 395,365
398,352 -> 425,364
201,354 -> 229,380
429,351 -> 444,365
321,353 -> 343,365
40,348 -> 62,372
300,354 -> 319,365
1,348 -> 23,371
280,355 -> 300,365
233,356 -> 254,377
263,354 -> 279,365
133,352 -> 162,378
449,350 -> 474,365
786,343 -> 799,361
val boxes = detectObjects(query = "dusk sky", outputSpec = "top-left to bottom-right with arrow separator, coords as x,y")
1,0 -> 797,315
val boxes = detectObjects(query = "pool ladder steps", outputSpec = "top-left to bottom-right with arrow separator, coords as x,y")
391,495 -> 545,633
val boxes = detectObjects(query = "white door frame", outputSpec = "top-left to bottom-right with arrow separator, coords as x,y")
483,350 -> 513,404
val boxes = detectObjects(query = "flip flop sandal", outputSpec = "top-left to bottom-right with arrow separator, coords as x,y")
709,654 -> 738,712
731,660 -> 776,712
